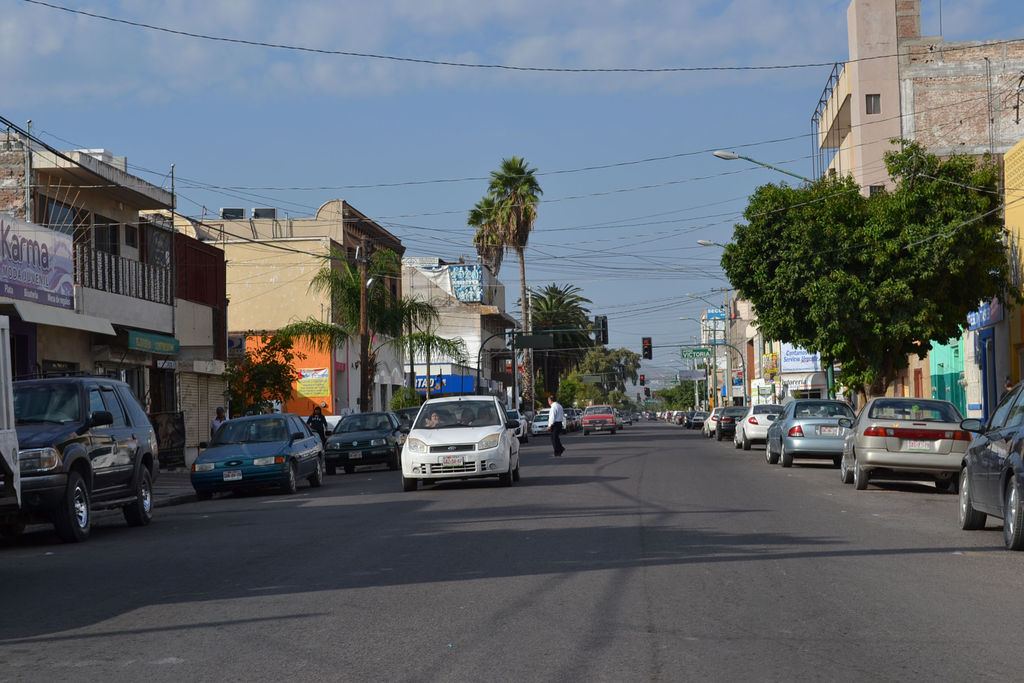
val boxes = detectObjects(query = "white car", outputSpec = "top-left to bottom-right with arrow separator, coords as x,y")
400,396 -> 521,491
531,409 -> 551,435
703,407 -> 725,438
733,404 -> 783,450
507,409 -> 529,443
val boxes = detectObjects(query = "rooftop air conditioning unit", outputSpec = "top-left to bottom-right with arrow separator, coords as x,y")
252,208 -> 278,219
220,208 -> 245,220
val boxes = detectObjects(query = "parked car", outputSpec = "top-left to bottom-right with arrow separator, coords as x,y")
838,397 -> 968,491
689,411 -> 709,430
715,405 -> 749,441
325,411 -> 406,475
531,409 -> 551,436
703,408 -> 725,437
614,410 -> 625,430
565,408 -> 582,432
400,396 -> 521,491
765,399 -> 855,467
733,404 -> 783,450
11,376 -> 159,542
393,406 -> 421,432
958,384 -> 1024,549
582,405 -> 617,435
507,409 -> 529,443
191,414 -> 324,499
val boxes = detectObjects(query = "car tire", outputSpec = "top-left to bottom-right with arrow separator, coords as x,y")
832,454 -> 842,469
853,457 -> 870,490
388,453 -> 399,471
734,435 -> 741,449
512,461 -> 521,482
765,441 -> 779,465
308,456 -> 325,488
584,430 -> 589,436
54,470 -> 91,543
281,461 -> 298,495
780,443 -> 793,468
611,429 -> 616,435
326,462 -> 337,476
934,473 -> 957,493
0,518 -> 26,538
344,464 -> 355,475
958,468 -> 986,531
498,463 -> 513,487
716,430 -> 723,441
1004,478 -> 1024,550
123,467 -> 153,527
196,490 -> 213,501
840,452 -> 854,484
402,475 -> 418,492
742,435 -> 751,451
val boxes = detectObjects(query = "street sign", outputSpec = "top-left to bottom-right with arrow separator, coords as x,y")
516,334 -> 554,349
677,370 -> 705,381
680,347 -> 711,359
580,374 -> 603,384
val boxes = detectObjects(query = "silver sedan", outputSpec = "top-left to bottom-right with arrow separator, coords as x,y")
838,397 -> 969,491
765,399 -> 855,467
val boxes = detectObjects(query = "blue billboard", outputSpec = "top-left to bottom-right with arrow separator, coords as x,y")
414,374 -> 475,394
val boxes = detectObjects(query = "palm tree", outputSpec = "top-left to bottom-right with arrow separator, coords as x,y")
531,283 -> 594,394
469,196 -> 503,277
487,156 -> 543,409
378,294 -> 467,392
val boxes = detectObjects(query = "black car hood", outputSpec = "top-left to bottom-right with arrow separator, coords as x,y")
328,428 -> 391,444
16,422 -> 82,449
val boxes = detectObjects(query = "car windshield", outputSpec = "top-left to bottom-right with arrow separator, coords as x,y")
413,402 -> 501,429
13,384 -> 81,424
867,399 -> 961,423
694,412 -> 709,418
584,406 -> 612,415
337,414 -> 393,432
213,418 -> 290,444
793,402 -> 855,419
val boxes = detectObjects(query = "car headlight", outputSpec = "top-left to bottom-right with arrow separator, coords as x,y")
253,456 -> 285,466
477,433 -> 501,450
18,447 -> 61,473
192,462 -> 215,472
406,438 -> 427,453
370,438 -> 386,447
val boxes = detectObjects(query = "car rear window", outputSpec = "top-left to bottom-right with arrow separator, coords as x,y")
867,399 -> 961,423
793,402 -> 855,419
753,405 -> 782,414
584,406 -> 612,415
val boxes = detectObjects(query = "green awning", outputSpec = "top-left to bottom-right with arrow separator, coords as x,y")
127,329 -> 179,355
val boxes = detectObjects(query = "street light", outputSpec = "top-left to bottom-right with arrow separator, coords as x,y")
712,150 -> 812,183
696,239 -> 725,247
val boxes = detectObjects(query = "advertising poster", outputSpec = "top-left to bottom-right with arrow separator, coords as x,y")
297,368 -> 330,397
0,214 -> 74,309
778,342 -> 822,373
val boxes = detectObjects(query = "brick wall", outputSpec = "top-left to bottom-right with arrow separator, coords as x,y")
0,136 -> 27,219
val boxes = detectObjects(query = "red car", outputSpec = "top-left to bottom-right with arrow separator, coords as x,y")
582,405 -> 617,436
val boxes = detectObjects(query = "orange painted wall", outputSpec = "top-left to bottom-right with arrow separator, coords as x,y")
246,335 -> 335,417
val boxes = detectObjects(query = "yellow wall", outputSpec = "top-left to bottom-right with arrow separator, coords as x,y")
1005,136 -> 1024,383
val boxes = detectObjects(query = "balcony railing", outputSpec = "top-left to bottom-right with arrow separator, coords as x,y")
75,244 -> 172,305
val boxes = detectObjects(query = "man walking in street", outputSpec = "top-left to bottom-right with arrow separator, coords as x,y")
547,395 -> 565,457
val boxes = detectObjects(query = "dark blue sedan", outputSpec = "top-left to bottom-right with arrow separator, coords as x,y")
191,414 -> 325,499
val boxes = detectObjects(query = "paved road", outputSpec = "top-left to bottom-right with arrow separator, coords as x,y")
1,422 -> 1020,682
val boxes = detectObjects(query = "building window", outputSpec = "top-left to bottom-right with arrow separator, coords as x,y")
42,197 -> 85,237
125,224 -> 138,248
869,185 -> 884,197
866,94 -> 881,115
94,215 -> 120,256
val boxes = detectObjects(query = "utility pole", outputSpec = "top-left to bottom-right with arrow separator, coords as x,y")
523,286 -> 534,411
358,237 -> 371,412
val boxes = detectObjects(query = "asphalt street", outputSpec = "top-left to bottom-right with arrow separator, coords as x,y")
1,421 -> 1021,682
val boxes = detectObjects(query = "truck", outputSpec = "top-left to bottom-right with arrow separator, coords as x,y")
0,315 -> 21,532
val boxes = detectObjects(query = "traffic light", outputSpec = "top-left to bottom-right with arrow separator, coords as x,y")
642,337 -> 652,360
639,374 -> 646,386
644,387 -> 651,398
594,315 -> 609,345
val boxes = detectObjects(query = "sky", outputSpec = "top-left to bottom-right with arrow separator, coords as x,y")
6,0 -> 1024,388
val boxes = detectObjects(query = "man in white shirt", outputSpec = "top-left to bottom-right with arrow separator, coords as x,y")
547,395 -> 565,456
210,406 -> 227,439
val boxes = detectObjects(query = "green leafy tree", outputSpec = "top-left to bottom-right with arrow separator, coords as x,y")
722,140 -> 1013,398
557,373 -> 583,408
224,332 -> 304,415
389,386 -> 422,411
574,347 -> 642,404
653,383 -> 697,410
530,283 -> 594,395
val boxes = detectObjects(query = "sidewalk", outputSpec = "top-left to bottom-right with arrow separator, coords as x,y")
154,469 -> 196,508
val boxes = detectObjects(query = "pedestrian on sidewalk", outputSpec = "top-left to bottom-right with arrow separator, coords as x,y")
210,407 -> 227,439
307,405 -> 328,446
547,395 -> 565,456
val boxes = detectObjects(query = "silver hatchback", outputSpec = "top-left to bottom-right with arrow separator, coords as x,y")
765,399 -> 855,467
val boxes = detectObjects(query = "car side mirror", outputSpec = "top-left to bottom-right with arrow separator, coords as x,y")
400,426 -> 410,434
960,418 -> 984,433
837,417 -> 853,428
507,420 -> 520,429
291,431 -> 305,442
90,410 -> 114,427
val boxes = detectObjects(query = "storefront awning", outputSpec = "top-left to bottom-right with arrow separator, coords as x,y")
10,300 -> 115,336
127,329 -> 180,355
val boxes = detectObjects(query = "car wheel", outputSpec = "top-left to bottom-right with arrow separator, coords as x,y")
742,435 -> 751,451
853,457 -> 870,490
498,462 -> 513,487
326,462 -> 337,476
54,470 -> 91,543
734,435 -> 741,449
195,490 -> 213,501
344,464 -> 355,475
780,443 -> 793,468
716,430 -> 723,441
402,475 -> 418,492
1003,478 -> 1024,550
611,429 -> 616,435
840,452 -> 854,484
123,467 -> 153,527
388,453 -> 399,471
765,440 -> 779,465
281,461 -> 298,495
583,430 -> 589,436
958,468 -> 986,531
934,473 -> 957,493
308,456 -> 325,488
512,458 -> 521,482
0,518 -> 26,538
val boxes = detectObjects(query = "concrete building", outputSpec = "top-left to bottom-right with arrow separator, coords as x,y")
187,200 -> 406,415
0,133 -> 227,466
812,0 -> 1024,417
401,258 -> 516,401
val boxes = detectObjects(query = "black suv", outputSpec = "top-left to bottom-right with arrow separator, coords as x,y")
11,376 -> 158,542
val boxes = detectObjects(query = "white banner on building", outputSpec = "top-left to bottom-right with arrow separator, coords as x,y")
778,342 -> 822,373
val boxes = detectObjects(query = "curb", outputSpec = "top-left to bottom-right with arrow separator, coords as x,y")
155,492 -> 197,508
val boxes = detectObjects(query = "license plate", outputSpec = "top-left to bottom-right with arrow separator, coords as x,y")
223,470 -> 242,481
348,451 -> 363,459
907,440 -> 931,451
820,426 -> 839,435
442,455 -> 463,466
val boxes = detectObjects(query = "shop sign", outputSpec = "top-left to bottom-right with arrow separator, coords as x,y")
0,214 -> 74,309
778,342 -> 821,373
762,352 -> 778,379
967,297 -> 1003,330
415,374 -> 475,393
297,368 -> 330,397
127,330 -> 180,355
